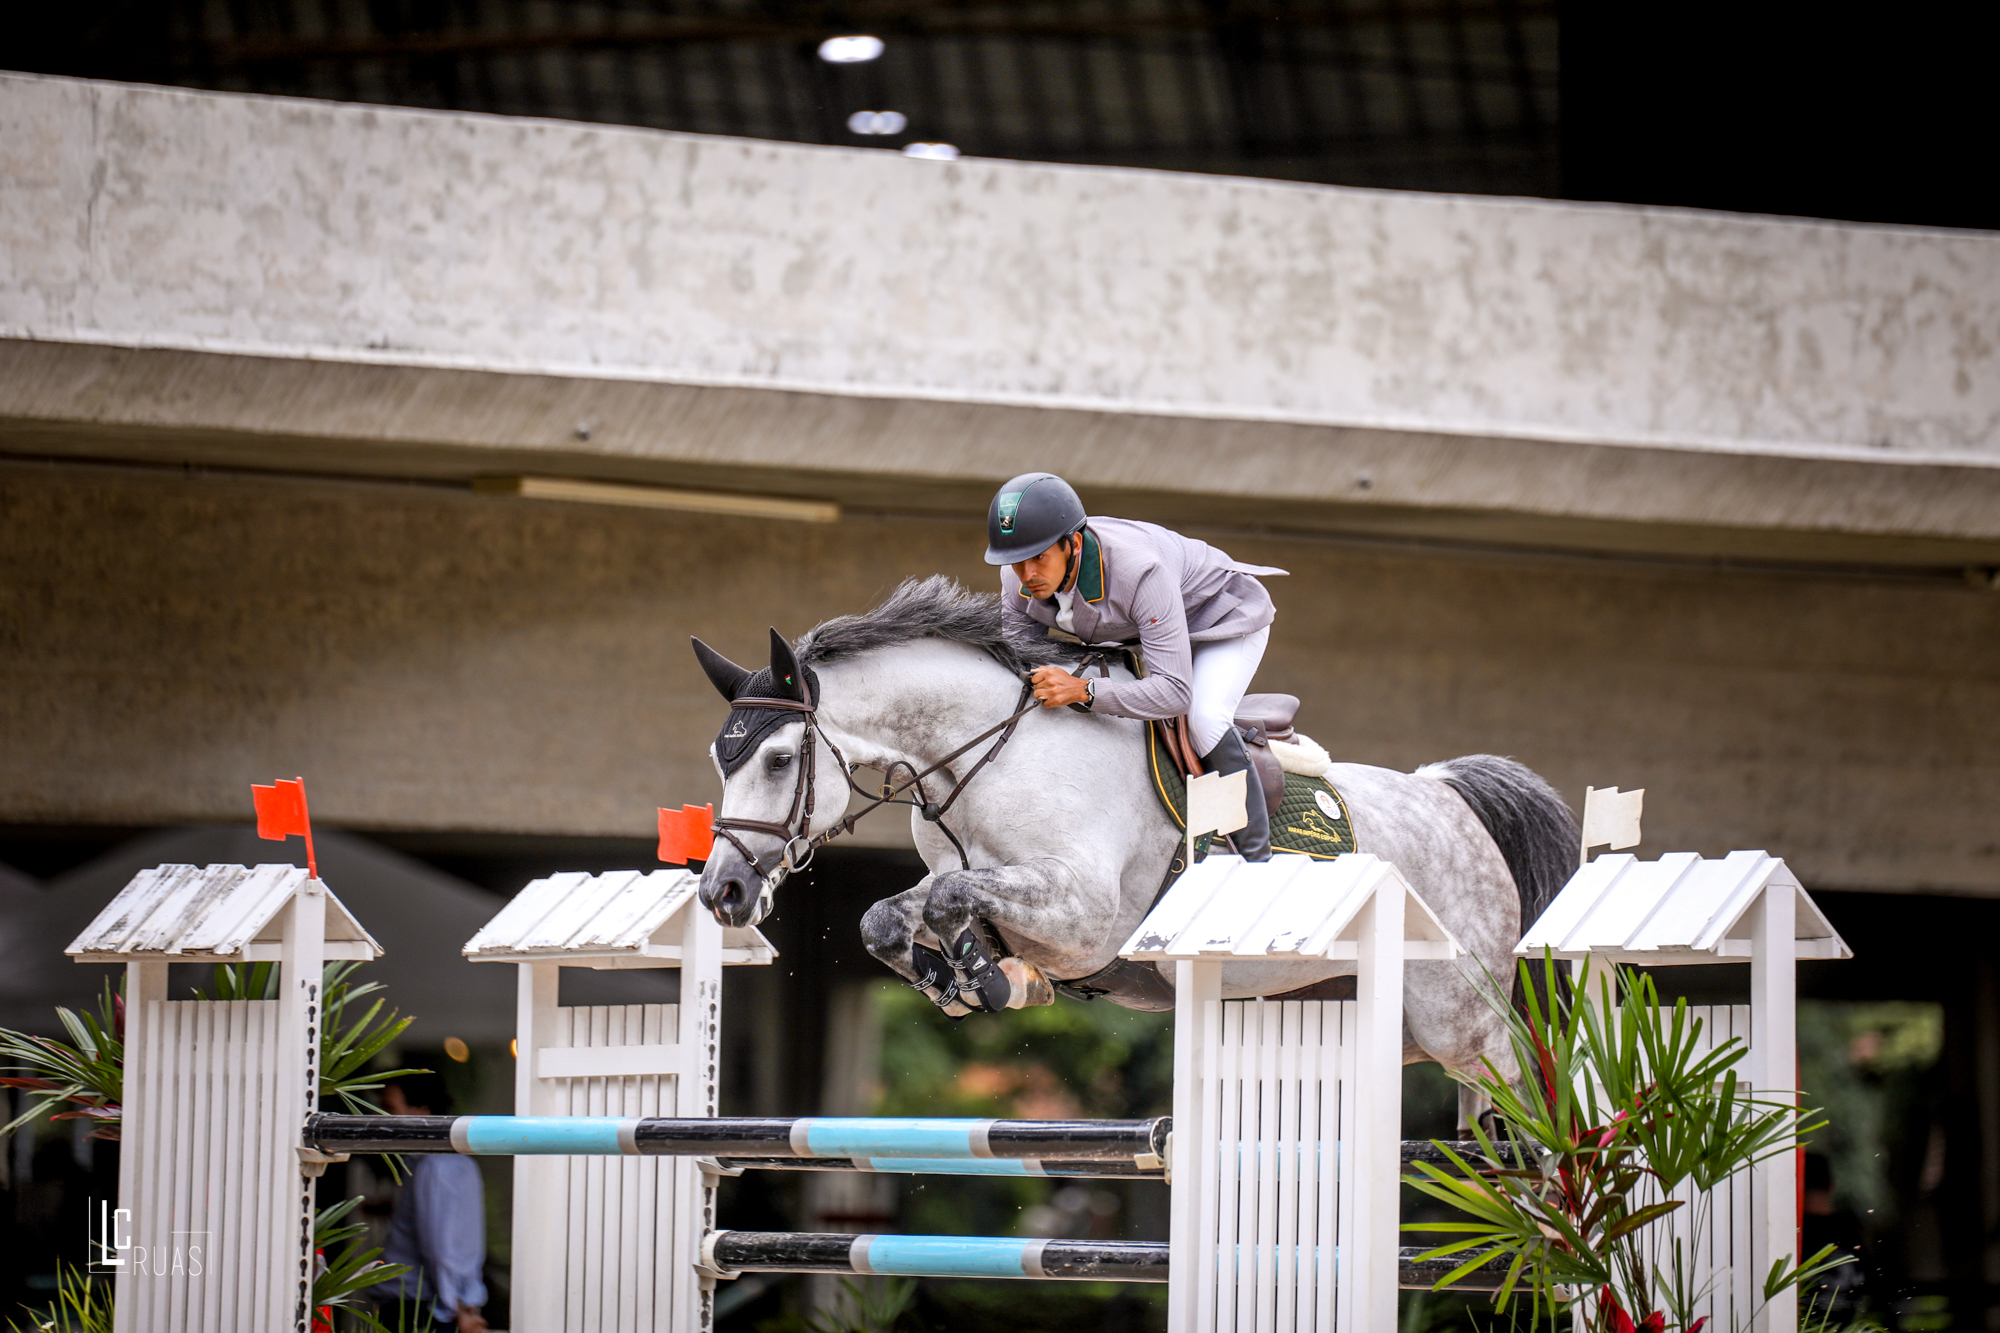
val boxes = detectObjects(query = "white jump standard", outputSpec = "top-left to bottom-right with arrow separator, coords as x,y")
74,847 -> 1840,1332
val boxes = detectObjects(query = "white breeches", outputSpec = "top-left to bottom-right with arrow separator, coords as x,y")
1188,626 -> 1270,754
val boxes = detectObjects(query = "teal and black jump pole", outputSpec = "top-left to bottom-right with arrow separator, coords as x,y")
699,1232 -> 1509,1292
713,1155 -> 1163,1179
704,1232 -> 1171,1283
711,1138 -> 1514,1179
304,1113 -> 1170,1165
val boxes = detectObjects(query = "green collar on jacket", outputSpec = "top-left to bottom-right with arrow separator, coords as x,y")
1076,526 -> 1106,603
1015,526 -> 1107,605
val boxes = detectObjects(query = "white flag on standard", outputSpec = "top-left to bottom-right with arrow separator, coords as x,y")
1186,768 -> 1249,849
1579,785 -> 1644,863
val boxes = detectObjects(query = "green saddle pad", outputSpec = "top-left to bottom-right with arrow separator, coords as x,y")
1146,724 -> 1357,860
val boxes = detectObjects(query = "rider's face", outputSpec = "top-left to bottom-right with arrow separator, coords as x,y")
1013,535 -> 1078,599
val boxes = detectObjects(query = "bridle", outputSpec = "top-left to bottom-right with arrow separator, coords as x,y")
710,653 -> 1107,893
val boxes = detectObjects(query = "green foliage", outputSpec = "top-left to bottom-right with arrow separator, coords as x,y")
1796,1000 -> 1942,1233
1398,1287 -> 1545,1332
878,981 -> 1176,1241
311,1195 -> 410,1329
877,982 -> 1173,1121
0,962 -> 424,1139
193,961 -> 425,1114
3,1201 -> 410,1332
801,1279 -> 916,1333
1404,955 -> 1847,1333
902,1278 -> 1164,1333
1,963 -> 423,1331
5,1265 -> 113,1333
0,982 -> 126,1139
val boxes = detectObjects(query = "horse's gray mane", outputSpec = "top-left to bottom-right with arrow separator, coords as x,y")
795,575 -> 1076,675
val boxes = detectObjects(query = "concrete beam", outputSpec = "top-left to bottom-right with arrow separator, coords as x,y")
5,74 -> 1998,566
6,341 -> 1999,568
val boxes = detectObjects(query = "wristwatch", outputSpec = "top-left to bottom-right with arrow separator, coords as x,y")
1083,678 -> 1097,710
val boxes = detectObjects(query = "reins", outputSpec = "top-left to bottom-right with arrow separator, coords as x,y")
711,652 -> 1107,884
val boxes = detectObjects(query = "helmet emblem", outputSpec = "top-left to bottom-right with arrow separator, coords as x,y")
997,490 -> 1023,534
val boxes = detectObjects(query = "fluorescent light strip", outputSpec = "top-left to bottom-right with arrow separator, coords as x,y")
476,475 -> 839,523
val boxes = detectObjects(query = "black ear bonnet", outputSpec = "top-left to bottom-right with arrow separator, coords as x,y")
691,632 -> 821,776
712,663 -> 821,775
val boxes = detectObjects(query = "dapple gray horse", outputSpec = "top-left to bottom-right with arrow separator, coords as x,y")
692,578 -> 1575,1123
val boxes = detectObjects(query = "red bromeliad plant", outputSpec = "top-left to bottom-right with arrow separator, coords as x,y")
1404,956 -> 1847,1332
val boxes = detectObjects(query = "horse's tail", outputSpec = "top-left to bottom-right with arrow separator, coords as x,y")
1414,753 -> 1577,954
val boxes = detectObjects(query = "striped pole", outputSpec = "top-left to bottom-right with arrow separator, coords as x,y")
717,1139 -> 1511,1179
702,1232 -> 1170,1283
714,1156 -> 1164,1179
700,1232 -> 1510,1291
304,1114 -> 1168,1163
306,1116 -> 1511,1175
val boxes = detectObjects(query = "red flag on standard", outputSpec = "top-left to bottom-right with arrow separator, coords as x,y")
658,804 -> 714,866
253,777 -> 317,879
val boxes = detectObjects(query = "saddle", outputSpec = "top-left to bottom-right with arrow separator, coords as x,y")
1151,692 -> 1298,815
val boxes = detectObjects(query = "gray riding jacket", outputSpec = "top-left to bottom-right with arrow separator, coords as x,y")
999,517 -> 1286,722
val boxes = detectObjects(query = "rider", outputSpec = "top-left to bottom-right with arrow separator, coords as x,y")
985,472 -> 1286,861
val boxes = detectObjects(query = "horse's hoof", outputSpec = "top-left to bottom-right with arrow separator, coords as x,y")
999,958 -> 1055,1008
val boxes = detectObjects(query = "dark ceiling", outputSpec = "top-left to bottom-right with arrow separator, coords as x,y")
3,0 -> 1562,197
3,0 -> 1994,230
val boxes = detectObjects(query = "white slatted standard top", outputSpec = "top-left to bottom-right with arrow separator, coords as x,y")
66,863 -> 381,962
1517,850 -> 1852,963
1118,853 -> 1464,961
462,869 -> 775,968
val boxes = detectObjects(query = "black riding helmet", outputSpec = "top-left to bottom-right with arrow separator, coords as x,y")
983,472 -> 1088,565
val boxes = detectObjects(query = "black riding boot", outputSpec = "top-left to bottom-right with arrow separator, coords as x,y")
1202,728 -> 1272,861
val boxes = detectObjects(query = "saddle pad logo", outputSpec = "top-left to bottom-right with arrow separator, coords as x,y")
1314,790 -> 1339,819
997,491 -> 1023,533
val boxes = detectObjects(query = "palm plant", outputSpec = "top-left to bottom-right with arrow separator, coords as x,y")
2,964 -> 424,1330
0,982 -> 125,1139
0,961 -> 423,1136
4,1264 -> 113,1333
803,1278 -> 918,1333
311,1195 -> 412,1331
192,960 -> 426,1114
1404,955 -> 1849,1332
4,1201 -> 409,1333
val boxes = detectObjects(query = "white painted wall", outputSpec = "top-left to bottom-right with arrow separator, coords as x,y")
4,72 -> 1995,465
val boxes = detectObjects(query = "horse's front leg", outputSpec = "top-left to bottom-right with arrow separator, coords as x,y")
921,859 -> 1097,1013
860,878 -> 984,1019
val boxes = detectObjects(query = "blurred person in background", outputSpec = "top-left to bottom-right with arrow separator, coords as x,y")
366,1072 -> 489,1332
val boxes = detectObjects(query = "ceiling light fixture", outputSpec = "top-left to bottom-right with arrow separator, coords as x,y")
474,476 -> 840,523
818,35 -> 884,63
847,110 -> 908,136
903,143 -> 961,160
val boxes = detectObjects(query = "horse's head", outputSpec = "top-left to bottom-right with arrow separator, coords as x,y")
690,629 -> 850,928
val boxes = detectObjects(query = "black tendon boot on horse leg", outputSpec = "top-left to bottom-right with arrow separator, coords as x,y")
907,942 -> 970,1015
910,935 -> 1053,1017
945,925 -> 1016,1013
1202,728 -> 1272,861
